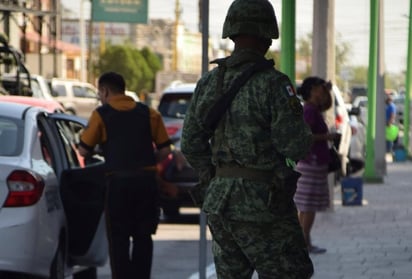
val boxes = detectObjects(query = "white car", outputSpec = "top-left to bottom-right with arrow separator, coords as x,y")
332,84 -> 352,175
0,101 -> 108,278
49,78 -> 100,119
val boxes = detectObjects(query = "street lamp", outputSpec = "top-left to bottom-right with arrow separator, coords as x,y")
80,0 -> 87,82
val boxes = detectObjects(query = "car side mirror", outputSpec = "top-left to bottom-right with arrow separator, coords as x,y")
50,90 -> 58,97
349,106 -> 360,116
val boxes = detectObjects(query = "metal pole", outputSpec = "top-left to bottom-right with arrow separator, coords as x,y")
374,0 -> 386,179
52,0 -> 58,77
404,0 -> 412,153
38,15 -> 43,75
199,2 -> 209,278
80,0 -> 87,82
364,0 -> 380,181
87,0 -> 94,83
280,0 -> 295,81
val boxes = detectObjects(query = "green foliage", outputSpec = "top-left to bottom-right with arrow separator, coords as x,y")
350,66 -> 368,85
93,44 -> 162,93
265,49 -> 280,68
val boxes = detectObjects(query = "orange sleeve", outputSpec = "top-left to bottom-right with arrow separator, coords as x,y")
149,108 -> 170,147
80,110 -> 106,149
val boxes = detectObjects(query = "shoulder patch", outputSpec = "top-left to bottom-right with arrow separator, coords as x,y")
283,84 -> 302,115
286,85 -> 296,96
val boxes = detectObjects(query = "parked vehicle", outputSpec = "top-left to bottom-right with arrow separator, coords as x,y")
0,101 -> 108,278
348,108 -> 366,174
49,78 -> 99,119
0,34 -> 31,97
333,84 -> 353,175
125,90 -> 140,102
0,95 -> 64,113
350,85 -> 367,103
157,82 -> 199,216
393,95 -> 405,125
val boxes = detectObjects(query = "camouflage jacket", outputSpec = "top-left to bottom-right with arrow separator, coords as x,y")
181,48 -> 313,221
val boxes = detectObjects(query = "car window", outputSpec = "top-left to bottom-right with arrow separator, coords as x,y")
53,84 -> 67,97
0,117 -> 24,156
158,93 -> 192,119
55,120 -> 83,168
30,80 -> 43,99
84,87 -> 97,98
73,86 -> 85,98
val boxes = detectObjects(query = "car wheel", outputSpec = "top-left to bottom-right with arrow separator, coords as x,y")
50,242 -> 65,279
72,268 -> 97,279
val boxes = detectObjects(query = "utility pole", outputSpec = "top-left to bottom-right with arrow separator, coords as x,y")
312,0 -> 336,210
172,0 -> 181,71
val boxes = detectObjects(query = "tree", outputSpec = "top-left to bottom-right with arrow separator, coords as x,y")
93,44 -> 161,93
296,33 -> 312,80
350,66 -> 368,86
140,47 -> 163,91
295,32 -> 352,87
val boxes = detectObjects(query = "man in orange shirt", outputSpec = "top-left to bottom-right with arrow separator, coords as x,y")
78,71 -> 172,279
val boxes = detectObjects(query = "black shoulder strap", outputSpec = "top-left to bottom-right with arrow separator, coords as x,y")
203,58 -> 274,131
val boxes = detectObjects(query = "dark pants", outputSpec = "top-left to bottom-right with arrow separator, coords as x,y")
208,214 -> 314,279
105,174 -> 160,279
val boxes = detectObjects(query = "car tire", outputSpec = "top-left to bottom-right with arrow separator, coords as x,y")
72,268 -> 97,279
50,242 -> 65,279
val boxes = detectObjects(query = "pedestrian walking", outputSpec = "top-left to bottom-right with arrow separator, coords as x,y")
78,72 -> 172,279
294,76 -> 340,254
181,0 -> 314,278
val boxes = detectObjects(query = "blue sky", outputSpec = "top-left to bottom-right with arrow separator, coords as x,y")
62,0 -> 410,74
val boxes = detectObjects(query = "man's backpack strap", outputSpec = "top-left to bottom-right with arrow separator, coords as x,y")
203,58 -> 274,131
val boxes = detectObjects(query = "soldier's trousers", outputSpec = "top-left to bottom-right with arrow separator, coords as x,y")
208,214 -> 314,279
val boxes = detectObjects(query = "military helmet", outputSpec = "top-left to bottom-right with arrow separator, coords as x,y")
222,0 -> 279,40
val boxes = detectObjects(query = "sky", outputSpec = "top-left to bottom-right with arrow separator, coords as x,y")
62,0 -> 410,74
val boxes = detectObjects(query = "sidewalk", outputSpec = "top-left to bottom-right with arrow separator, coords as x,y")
309,160 -> 412,279
206,160 -> 412,279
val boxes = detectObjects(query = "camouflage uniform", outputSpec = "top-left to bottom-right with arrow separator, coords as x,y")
181,0 -> 314,278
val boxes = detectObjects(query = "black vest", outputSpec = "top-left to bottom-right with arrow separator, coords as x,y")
97,103 -> 156,172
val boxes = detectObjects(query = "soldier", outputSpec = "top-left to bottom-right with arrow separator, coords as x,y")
181,0 -> 314,278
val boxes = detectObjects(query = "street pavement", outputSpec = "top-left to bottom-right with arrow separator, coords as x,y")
98,160 -> 412,279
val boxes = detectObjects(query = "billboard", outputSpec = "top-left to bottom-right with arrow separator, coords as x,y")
92,0 -> 148,23
62,20 -> 131,47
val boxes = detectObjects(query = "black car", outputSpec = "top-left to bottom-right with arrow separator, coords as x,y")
157,83 -> 199,217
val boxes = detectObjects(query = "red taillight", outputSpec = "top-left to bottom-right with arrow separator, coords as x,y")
335,114 -> 343,129
4,170 -> 45,207
166,126 -> 180,137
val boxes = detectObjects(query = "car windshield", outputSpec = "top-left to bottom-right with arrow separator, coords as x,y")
30,78 -> 54,101
158,93 -> 192,119
0,117 -> 24,156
